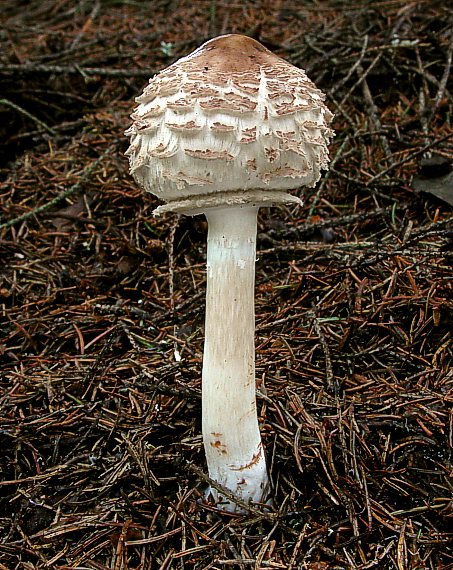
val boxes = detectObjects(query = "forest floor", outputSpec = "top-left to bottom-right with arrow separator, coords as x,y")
0,1 -> 452,569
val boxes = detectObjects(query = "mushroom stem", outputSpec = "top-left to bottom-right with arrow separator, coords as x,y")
202,205 -> 270,512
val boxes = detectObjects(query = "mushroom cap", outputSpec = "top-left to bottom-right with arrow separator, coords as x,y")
125,34 -> 334,214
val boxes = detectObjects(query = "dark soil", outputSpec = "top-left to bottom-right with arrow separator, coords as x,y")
0,1 -> 452,569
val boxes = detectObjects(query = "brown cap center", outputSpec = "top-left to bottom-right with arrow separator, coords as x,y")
181,34 -> 282,75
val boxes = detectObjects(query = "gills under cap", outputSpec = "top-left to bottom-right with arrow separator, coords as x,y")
125,34 -> 334,214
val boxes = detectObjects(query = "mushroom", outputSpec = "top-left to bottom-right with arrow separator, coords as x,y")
125,34 -> 334,512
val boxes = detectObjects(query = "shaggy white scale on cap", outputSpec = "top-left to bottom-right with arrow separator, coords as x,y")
125,34 -> 334,212
126,34 -> 334,513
